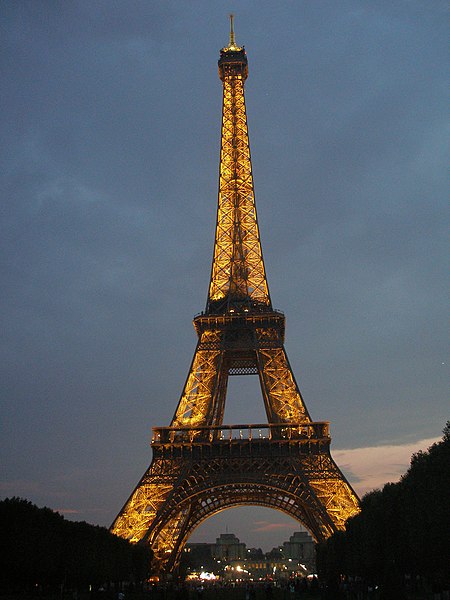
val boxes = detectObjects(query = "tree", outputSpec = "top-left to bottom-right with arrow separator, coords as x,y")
0,497 -> 152,593
316,423 -> 450,596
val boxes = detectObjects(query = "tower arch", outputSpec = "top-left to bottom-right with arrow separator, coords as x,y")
146,481 -> 333,572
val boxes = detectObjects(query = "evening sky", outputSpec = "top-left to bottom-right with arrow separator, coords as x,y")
1,1 -> 448,550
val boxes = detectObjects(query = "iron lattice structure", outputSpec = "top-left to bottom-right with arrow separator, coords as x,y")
111,20 -> 360,573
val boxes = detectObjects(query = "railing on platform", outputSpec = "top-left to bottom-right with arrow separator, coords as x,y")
152,422 -> 330,444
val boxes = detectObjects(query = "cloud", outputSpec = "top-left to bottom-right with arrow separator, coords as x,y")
334,436 -> 440,497
0,480 -> 43,497
54,507 -> 106,519
253,521 -> 295,533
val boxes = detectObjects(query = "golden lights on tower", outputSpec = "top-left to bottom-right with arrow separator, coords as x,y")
110,20 -> 360,574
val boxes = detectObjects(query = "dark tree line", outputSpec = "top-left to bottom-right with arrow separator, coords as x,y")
0,497 -> 152,595
316,422 -> 450,599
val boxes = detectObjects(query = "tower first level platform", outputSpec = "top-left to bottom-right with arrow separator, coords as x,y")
112,423 -> 359,573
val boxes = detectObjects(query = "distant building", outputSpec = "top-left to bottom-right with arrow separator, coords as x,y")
283,530 -> 315,562
184,530 -> 316,577
247,547 -> 264,559
211,532 -> 246,561
182,542 -> 215,572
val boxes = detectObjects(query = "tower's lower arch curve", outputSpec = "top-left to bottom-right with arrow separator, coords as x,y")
146,481 -> 336,573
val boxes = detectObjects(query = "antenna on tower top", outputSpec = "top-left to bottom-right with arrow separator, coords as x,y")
229,14 -> 235,46
229,14 -> 236,48
222,13 -> 242,53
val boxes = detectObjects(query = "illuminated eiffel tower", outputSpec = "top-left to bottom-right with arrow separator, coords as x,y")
111,17 -> 360,573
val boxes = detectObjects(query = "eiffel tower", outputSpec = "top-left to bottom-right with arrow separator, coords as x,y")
111,17 -> 360,573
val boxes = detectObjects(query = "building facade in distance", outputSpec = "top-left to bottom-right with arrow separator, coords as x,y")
185,530 -> 316,579
211,533 -> 247,561
283,531 -> 315,562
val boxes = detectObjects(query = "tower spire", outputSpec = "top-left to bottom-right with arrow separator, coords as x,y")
229,14 -> 236,49
225,14 -> 241,51
212,20 -> 268,313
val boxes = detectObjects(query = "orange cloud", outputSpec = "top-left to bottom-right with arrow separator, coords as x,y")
55,508 -> 82,515
334,436 -> 440,497
253,521 -> 294,532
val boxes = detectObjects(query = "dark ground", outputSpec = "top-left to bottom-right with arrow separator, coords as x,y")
0,583 -> 445,600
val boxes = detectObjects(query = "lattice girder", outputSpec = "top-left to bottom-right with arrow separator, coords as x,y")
208,66 -> 270,308
110,458 -> 183,543
306,455 -> 361,530
171,330 -> 224,428
257,343 -> 311,425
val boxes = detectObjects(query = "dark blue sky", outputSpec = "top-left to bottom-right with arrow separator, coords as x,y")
1,1 -> 448,550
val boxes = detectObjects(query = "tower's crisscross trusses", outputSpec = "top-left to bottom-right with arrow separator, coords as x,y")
111,18 -> 360,573
209,66 -> 269,307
